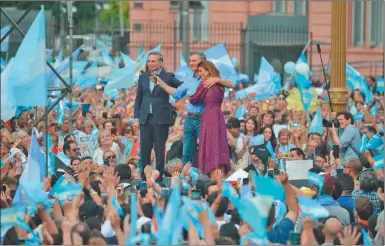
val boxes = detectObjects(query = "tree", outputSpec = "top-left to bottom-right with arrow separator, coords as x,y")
99,0 -> 130,30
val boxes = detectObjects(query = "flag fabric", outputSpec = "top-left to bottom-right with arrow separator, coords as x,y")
7,8 -> 47,107
96,40 -> 115,67
156,181 -> 181,245
137,44 -> 162,71
253,175 -> 285,202
309,108 -> 323,135
294,72 -> 312,91
296,53 -> 308,64
175,53 -> 193,80
377,77 -> 384,93
54,49 -> 63,67
120,51 -> 136,67
297,195 -> 329,220
308,171 -> 324,196
266,141 -> 279,167
204,43 -> 238,84
0,56 -> 7,71
49,176 -> 83,205
111,196 -> 125,217
104,62 -> 140,92
235,104 -> 247,120
0,59 -> 17,121
361,228 -> 373,245
189,167 -> 199,181
0,25 -> 10,52
46,46 -> 85,86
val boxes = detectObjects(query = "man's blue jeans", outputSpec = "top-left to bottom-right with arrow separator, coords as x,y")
182,115 -> 201,165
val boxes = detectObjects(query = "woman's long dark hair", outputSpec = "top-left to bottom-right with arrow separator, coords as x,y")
260,125 -> 277,149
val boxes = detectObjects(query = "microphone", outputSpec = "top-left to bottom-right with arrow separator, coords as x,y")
317,43 -> 333,112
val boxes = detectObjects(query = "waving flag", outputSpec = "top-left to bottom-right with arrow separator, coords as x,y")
309,108 -> 323,135
308,171 -> 324,197
50,176 -> 83,205
204,43 -> 238,84
235,104 -> 246,119
297,195 -> 329,220
104,62 -> 140,92
96,40 -> 115,67
258,57 -> 276,84
0,25 -> 10,52
111,196 -> 125,217
377,77 -> 384,93
175,53 -> 193,80
0,57 -> 6,71
0,59 -> 16,121
7,8 -> 47,107
120,51 -> 135,67
296,53 -> 308,64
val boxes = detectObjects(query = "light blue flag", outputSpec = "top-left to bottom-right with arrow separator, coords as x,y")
56,100 -> 65,125
19,182 -> 55,212
120,51 -> 135,67
7,8 -> 47,107
222,181 -> 241,208
104,63 -> 139,92
49,176 -> 83,205
366,134 -> 383,151
301,90 -> 313,112
308,171 -> 324,196
249,134 -> 264,146
309,108 -> 323,135
237,72 -> 249,83
189,167 -> 199,181
1,206 -> 34,242
204,43 -> 238,84
136,44 -> 144,61
374,153 -> 384,171
111,196 -> 125,217
0,25 -> 10,52
0,58 -> 17,121
361,228 -> 373,245
235,104 -> 246,120
232,57 -> 238,67
283,76 -> 291,90
297,195 -> 329,220
63,98 -> 82,111
235,79 -> 275,100
96,40 -> 115,67
354,111 -> 364,122
253,175 -> 285,202
294,72 -> 312,91
377,77 -> 384,93
370,103 -> 378,116
175,53 -> 194,80
43,134 -> 55,175
0,57 -> 6,71
258,57 -> 276,84
128,193 -> 138,242
296,53 -> 308,64
156,181 -> 181,245
76,75 -> 97,90
46,46 -> 85,86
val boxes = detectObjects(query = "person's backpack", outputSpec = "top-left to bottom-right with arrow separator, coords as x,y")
166,139 -> 183,161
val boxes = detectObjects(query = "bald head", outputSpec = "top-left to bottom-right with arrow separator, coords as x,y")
323,218 -> 342,237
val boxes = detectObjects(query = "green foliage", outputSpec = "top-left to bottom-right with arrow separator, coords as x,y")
99,0 -> 130,29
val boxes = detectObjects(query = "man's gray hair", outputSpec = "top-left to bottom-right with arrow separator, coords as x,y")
166,158 -> 182,169
189,51 -> 206,61
148,51 -> 163,62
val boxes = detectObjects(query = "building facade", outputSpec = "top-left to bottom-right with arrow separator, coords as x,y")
129,0 -> 384,78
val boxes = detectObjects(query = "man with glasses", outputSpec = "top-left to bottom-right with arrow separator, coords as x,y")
103,150 -> 117,167
343,158 -> 362,187
59,140 -> 79,166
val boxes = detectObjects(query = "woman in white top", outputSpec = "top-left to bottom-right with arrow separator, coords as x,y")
93,130 -> 125,165
235,118 -> 258,167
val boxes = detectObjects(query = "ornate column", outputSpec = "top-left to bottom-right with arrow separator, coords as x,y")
330,0 -> 348,113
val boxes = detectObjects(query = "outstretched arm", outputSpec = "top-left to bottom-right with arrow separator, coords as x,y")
190,82 -> 208,104
203,77 -> 234,89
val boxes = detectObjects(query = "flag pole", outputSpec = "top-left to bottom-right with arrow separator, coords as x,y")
68,1 -> 74,133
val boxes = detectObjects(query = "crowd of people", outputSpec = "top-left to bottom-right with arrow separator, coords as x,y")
0,48 -> 384,245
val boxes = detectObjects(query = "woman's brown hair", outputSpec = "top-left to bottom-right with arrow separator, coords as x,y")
198,60 -> 220,78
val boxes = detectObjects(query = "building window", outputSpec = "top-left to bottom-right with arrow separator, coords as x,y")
192,1 -> 209,42
133,2 -> 144,9
352,0 -> 365,46
370,0 -> 384,46
273,0 -> 286,13
133,23 -> 142,31
292,0 -> 307,16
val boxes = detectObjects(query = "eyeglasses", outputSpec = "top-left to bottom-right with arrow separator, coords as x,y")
70,148 -> 78,152
344,165 -> 352,169
106,155 -> 116,160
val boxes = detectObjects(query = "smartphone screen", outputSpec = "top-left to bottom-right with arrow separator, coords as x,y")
267,169 -> 274,178
103,159 -> 109,166
289,231 -> 301,245
243,178 -> 249,185
191,190 -> 201,200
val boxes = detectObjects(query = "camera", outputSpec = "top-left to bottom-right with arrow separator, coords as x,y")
322,118 -> 339,128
